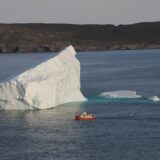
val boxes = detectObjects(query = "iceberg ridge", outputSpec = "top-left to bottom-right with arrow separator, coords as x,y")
0,45 -> 87,110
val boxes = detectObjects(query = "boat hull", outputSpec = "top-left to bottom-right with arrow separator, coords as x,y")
74,115 -> 96,121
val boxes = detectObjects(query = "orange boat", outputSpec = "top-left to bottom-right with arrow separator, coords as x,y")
74,112 -> 96,121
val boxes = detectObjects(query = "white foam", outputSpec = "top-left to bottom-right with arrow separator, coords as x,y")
0,45 -> 87,110
99,90 -> 141,99
148,96 -> 160,102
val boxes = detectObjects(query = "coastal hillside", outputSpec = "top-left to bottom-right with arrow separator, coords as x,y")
0,22 -> 160,52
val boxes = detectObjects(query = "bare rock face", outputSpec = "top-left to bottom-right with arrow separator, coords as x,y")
0,45 -> 87,110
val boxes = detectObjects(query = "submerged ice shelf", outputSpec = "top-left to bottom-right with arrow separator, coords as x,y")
148,96 -> 160,102
99,90 -> 141,99
0,46 -> 87,110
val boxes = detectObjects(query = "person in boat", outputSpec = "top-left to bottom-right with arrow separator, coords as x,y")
82,112 -> 92,117
83,112 -> 87,115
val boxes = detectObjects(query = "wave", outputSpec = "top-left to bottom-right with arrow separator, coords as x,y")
99,90 -> 141,99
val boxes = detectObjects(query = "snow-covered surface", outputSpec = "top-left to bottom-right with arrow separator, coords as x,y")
148,96 -> 160,102
0,45 -> 87,110
99,90 -> 141,98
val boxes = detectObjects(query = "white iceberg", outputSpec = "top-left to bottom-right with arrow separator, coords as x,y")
148,96 -> 160,102
0,46 -> 87,110
99,90 -> 141,99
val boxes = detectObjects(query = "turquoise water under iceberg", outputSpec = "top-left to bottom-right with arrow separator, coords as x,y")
0,49 -> 160,160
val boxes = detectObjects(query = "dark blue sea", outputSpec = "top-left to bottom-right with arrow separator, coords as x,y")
0,49 -> 160,160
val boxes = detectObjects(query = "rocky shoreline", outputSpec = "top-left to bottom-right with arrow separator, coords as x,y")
0,22 -> 160,53
0,43 -> 160,53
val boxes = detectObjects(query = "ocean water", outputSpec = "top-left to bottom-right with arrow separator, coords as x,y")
0,49 -> 160,160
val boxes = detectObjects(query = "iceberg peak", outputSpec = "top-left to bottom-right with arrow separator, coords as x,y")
61,45 -> 76,56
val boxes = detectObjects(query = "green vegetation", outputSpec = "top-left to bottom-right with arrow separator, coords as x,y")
0,22 -> 160,53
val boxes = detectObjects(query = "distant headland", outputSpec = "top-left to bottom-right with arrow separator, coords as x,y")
0,21 -> 160,53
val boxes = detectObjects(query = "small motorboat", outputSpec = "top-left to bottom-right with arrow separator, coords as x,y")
74,112 -> 96,121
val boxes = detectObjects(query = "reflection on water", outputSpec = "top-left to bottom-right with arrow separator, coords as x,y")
0,102 -> 90,160
1,100 -> 160,160
1,49 -> 160,160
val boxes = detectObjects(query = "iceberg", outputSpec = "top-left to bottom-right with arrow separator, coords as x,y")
99,90 -> 141,99
148,96 -> 160,102
0,46 -> 87,110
